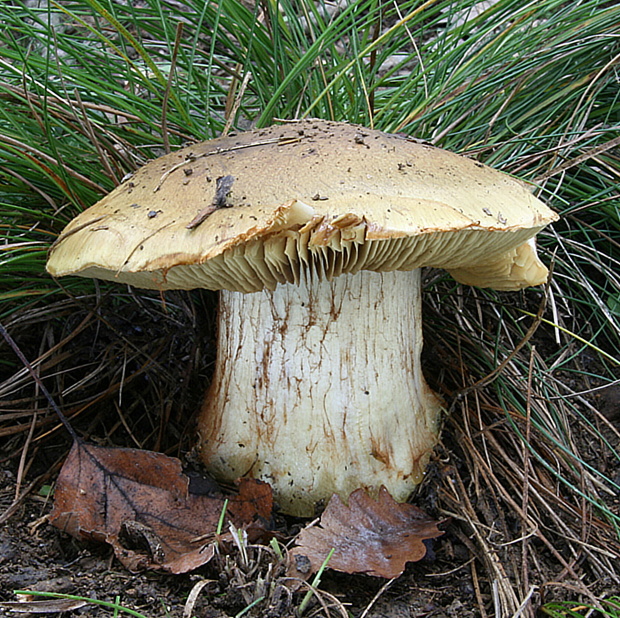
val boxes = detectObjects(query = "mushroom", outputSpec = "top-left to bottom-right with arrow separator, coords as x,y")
46,120 -> 558,516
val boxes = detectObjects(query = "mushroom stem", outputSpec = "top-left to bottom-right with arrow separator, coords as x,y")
198,269 -> 443,516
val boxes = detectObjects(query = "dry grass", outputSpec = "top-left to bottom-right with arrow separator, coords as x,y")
422,274 -> 620,616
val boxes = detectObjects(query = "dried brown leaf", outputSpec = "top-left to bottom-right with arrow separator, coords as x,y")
228,475 -> 273,523
50,441 -> 272,573
289,487 -> 447,579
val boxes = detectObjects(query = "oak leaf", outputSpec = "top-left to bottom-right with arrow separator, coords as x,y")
289,486 -> 447,579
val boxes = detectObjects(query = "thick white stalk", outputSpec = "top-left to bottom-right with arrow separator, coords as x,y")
198,269 -> 442,516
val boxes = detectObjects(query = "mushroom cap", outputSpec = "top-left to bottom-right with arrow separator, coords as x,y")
47,120 -> 558,291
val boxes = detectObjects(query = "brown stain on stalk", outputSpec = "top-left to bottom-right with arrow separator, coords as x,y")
370,437 -> 391,467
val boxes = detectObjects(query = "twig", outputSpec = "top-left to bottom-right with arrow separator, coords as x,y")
154,136 -> 299,192
14,410 -> 37,501
0,462 -> 62,525
72,87 -> 120,185
358,578 -> 396,618
183,579 -> 215,618
186,175 -> 235,229
47,215 -> 108,254
0,133 -> 106,194
512,586 -> 538,618
222,70 -> 252,137
470,543 -> 488,618
0,321 -> 79,442
534,134 -> 620,183
521,346 -> 535,610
